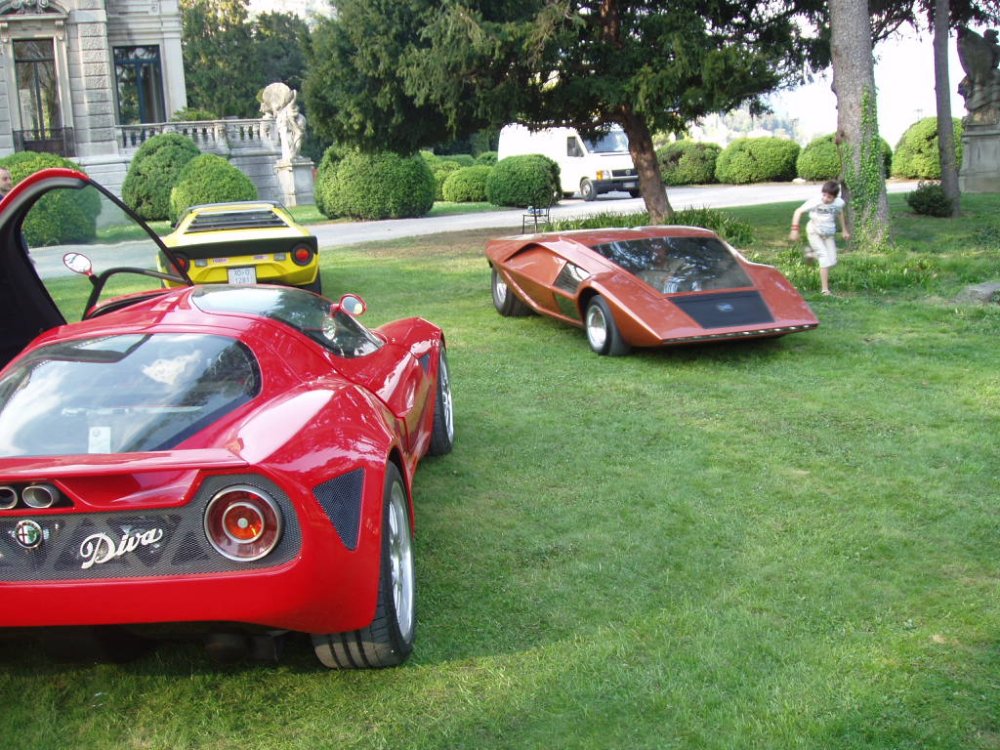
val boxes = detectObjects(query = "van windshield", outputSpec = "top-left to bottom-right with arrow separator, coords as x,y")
584,129 -> 629,153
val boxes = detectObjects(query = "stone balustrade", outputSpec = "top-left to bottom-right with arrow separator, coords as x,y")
120,119 -> 280,156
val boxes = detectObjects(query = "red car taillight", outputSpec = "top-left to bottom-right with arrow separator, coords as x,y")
171,253 -> 191,273
204,486 -> 283,561
291,244 -> 314,266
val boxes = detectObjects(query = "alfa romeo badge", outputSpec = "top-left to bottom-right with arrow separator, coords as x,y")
14,520 -> 43,549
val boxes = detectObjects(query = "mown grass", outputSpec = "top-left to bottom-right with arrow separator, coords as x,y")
2,196 -> 998,750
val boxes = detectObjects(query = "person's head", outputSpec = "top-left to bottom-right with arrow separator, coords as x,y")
0,168 -> 12,197
821,180 -> 840,203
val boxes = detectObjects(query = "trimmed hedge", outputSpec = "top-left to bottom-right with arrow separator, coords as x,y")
476,151 -> 498,165
891,117 -> 964,179
0,152 -> 100,246
323,151 -> 435,220
315,144 -> 352,218
429,160 -> 463,201
486,155 -> 560,208
169,154 -> 257,223
442,165 -> 492,202
122,133 -> 201,221
796,133 -> 893,181
715,137 -> 800,184
656,141 -> 721,185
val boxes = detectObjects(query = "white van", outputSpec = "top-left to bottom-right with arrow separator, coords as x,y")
497,124 -> 639,201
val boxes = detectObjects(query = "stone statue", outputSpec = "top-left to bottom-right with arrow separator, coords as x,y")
260,82 -> 306,161
957,26 -> 1000,125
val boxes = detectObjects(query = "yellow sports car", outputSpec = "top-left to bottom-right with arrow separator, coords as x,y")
159,202 -> 321,293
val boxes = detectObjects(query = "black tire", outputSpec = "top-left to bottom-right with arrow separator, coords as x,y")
491,267 -> 533,317
312,463 -> 415,668
580,179 -> 597,201
428,346 -> 454,456
628,189 -> 641,198
584,295 -> 632,356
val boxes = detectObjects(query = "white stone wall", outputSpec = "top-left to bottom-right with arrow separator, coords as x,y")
67,7 -> 118,157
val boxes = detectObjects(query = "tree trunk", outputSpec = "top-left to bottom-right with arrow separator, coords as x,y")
619,107 -> 673,224
829,0 -> 891,248
934,0 -> 961,216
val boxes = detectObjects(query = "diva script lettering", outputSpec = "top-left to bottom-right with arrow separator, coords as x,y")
79,529 -> 164,570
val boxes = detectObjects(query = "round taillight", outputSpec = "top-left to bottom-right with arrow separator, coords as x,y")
204,486 -> 282,561
171,254 -> 191,273
291,244 -> 314,266
223,502 -> 265,543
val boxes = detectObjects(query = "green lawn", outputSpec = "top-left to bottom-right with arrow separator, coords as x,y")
1,196 -> 998,750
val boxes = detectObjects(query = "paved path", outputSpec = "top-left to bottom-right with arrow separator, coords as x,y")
34,181 -> 919,278
310,180 -> 918,247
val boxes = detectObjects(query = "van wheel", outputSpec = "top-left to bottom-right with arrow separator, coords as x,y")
580,179 -> 597,201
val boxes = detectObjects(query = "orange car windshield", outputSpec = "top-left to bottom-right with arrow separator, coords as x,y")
591,236 -> 752,294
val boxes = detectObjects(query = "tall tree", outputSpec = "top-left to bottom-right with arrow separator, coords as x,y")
304,0 -> 823,223
934,0 -> 961,215
181,0 -> 313,118
829,0 -> 891,248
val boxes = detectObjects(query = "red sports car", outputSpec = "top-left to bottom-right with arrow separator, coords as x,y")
0,169 -> 453,668
486,226 -> 818,355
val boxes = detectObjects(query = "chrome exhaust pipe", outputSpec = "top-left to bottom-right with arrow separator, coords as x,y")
0,486 -> 18,510
22,483 -> 58,509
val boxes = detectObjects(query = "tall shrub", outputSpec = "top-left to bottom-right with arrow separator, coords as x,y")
325,151 -> 435,220
797,133 -> 893,181
486,155 -> 559,207
0,152 -> 100,246
169,154 -> 257,223
891,117 -> 964,179
656,141 -> 721,185
715,138 -> 800,184
442,165 -> 492,202
122,133 -> 201,220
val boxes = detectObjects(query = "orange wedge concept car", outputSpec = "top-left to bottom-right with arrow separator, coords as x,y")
486,226 -> 819,355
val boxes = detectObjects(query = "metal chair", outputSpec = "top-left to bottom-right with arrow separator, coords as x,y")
521,204 -> 551,233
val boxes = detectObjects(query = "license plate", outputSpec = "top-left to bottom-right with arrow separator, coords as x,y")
228,267 -> 257,285
623,181 -> 637,189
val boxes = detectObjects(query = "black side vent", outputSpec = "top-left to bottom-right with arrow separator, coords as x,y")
313,469 -> 365,550
672,291 -> 774,329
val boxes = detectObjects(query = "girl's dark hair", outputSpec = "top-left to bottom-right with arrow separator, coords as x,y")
822,180 -> 841,197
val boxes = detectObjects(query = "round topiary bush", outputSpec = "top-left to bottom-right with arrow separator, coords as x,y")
315,144 -> 352,218
169,154 -> 257,223
715,137 -> 800,184
430,159 -> 463,201
797,133 -> 894,181
891,117 -> 964,179
796,135 -> 841,181
656,141 -> 721,185
486,155 -> 560,207
325,151 -> 435,220
442,165 -> 492,202
0,151 -> 100,246
476,151 -> 498,166
122,133 -> 201,221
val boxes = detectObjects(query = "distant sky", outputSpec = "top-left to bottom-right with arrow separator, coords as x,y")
769,27 -> 971,146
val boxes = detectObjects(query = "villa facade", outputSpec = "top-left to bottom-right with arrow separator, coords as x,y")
0,0 -> 287,200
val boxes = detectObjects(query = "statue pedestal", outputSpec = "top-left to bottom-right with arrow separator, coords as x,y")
959,124 -> 1000,193
275,159 -> 315,207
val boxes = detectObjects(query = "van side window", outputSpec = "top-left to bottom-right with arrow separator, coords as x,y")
567,137 -> 583,157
